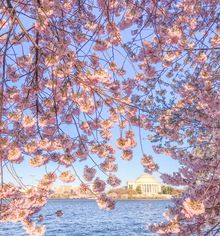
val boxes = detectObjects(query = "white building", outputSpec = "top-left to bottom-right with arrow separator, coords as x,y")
127,173 -> 161,196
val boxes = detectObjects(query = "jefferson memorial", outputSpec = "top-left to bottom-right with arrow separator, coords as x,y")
127,174 -> 161,196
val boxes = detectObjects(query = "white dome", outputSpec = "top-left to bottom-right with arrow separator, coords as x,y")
135,173 -> 160,184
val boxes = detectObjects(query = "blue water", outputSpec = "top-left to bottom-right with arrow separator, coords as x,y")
0,200 -> 171,236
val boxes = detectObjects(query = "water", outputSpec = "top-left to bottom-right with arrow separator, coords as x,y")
0,200 -> 171,236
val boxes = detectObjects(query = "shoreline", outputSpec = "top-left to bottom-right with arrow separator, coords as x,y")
50,197 -> 172,201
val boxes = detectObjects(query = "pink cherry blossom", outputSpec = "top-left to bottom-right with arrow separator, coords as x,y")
59,155 -> 75,166
107,175 -> 121,187
22,115 -> 36,128
8,146 -> 22,162
0,0 -> 219,235
29,155 -> 49,167
83,166 -> 96,181
92,178 -> 106,193
96,193 -> 115,211
183,198 -> 205,217
59,171 -> 75,183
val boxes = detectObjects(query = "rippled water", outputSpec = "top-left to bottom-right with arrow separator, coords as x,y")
0,200 -> 171,235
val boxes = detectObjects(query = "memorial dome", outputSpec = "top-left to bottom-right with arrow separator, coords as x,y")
135,173 -> 160,184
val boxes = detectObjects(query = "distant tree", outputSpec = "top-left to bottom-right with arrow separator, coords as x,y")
127,189 -> 137,199
108,188 -> 128,195
161,186 -> 175,195
135,186 -> 142,194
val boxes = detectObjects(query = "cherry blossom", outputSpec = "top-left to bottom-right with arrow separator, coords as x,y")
29,155 -> 49,167
96,193 -> 115,211
92,178 -> 106,193
183,198 -> 205,217
83,166 -> 96,182
0,0 -> 219,235
59,171 -> 75,183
